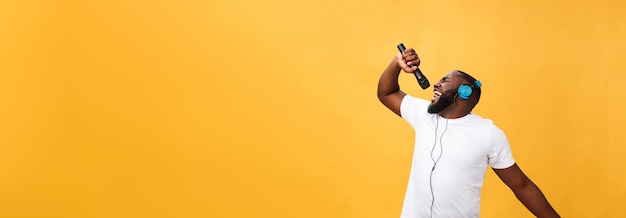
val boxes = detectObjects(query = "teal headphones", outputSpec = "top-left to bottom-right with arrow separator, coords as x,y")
458,80 -> 482,100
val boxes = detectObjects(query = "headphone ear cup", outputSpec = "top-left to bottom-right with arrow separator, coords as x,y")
458,84 -> 472,100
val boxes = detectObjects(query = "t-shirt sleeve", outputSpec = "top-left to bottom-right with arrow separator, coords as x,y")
400,95 -> 429,128
488,126 -> 516,169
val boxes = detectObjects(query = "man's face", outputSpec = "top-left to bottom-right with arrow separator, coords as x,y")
428,72 -> 462,114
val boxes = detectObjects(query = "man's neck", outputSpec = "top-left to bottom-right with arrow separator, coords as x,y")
438,105 -> 471,119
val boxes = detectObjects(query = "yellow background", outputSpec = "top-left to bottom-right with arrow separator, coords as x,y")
1,0 -> 624,217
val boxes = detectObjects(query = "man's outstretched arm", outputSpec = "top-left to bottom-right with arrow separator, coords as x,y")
493,163 -> 560,218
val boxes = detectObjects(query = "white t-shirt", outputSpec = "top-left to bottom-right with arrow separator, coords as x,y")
399,95 -> 515,218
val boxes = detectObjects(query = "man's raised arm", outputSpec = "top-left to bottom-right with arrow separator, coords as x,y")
377,48 -> 419,116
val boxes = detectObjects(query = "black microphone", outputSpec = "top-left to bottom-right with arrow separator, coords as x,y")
397,43 -> 430,89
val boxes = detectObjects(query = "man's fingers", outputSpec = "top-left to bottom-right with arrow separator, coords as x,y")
402,49 -> 420,66
406,55 -> 420,67
405,55 -> 419,62
402,48 -> 418,56
396,50 -> 419,73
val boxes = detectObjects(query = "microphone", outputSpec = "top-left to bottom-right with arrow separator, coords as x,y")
397,43 -> 430,89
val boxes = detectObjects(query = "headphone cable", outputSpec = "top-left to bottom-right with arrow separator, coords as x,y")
429,116 -> 449,217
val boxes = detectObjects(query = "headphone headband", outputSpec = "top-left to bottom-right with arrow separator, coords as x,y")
474,80 -> 482,88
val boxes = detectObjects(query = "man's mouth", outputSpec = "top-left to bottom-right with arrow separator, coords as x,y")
432,90 -> 442,102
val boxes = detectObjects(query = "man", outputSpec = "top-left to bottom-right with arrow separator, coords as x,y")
377,46 -> 560,218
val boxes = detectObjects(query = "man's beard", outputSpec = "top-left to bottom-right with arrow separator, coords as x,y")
428,90 -> 455,114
